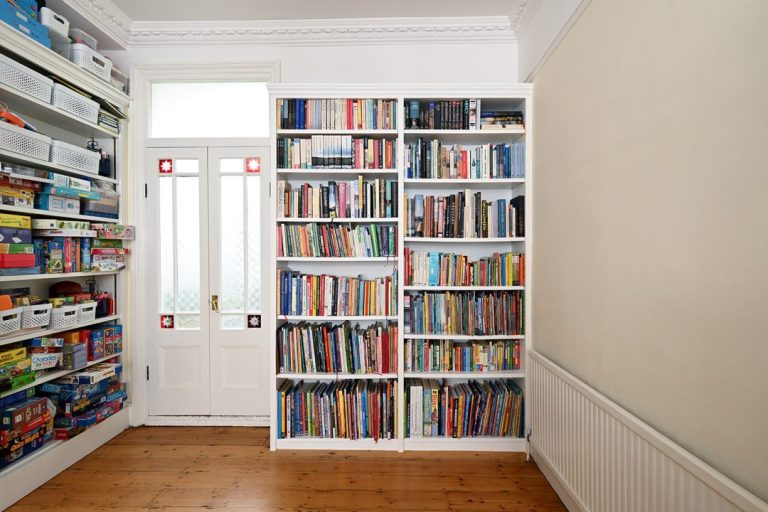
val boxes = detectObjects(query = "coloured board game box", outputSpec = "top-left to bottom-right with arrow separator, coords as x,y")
54,399 -> 123,440
1,397 -> 51,430
62,343 -> 87,370
54,384 -> 125,423
0,408 -> 51,445
92,224 -> 134,240
0,425 -> 54,469
0,227 -> 31,244
0,357 -> 31,382
54,361 -> 121,385
0,387 -> 34,409
85,328 -> 105,360
0,347 -> 26,367
35,194 -> 80,214
39,374 -> 114,402
30,351 -> 62,371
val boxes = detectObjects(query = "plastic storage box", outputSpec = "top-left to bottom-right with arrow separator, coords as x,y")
0,4 -> 51,48
0,121 -> 53,161
0,307 -> 22,337
68,28 -> 97,50
55,43 -> 111,82
49,139 -> 100,173
51,83 -> 99,124
21,303 -> 52,330
40,8 -> 69,42
0,53 -> 53,103
77,302 -> 97,324
50,305 -> 79,330
82,185 -> 118,219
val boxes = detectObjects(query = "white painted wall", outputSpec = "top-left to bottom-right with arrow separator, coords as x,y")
106,41 -> 518,84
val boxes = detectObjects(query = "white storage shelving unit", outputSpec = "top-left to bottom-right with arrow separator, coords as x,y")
0,23 -> 131,510
268,85 -> 532,452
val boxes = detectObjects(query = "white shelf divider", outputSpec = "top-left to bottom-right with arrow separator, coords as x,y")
0,270 -> 121,283
0,204 -> 118,223
0,150 -> 118,185
277,373 -> 398,380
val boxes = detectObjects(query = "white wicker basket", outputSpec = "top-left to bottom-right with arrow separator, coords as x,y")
21,303 -> 52,330
77,302 -> 97,324
0,121 -> 52,161
51,84 -> 99,124
50,139 -> 100,173
60,43 -> 112,82
0,307 -> 22,337
0,53 -> 53,103
50,304 -> 79,330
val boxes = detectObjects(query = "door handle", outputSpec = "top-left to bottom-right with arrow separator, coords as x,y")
211,294 -> 220,313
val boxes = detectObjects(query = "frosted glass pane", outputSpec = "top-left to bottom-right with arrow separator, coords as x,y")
222,314 -> 244,330
175,159 -> 199,174
220,158 -> 243,174
176,177 -> 201,313
150,82 -> 269,138
220,175 -> 245,313
176,314 -> 200,330
159,177 -> 174,313
247,176 -> 261,312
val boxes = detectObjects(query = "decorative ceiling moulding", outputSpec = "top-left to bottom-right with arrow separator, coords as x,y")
64,0 -> 131,47
509,0 -> 544,37
128,16 -> 516,47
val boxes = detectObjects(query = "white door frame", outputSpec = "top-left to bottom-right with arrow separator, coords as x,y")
130,61 -> 280,427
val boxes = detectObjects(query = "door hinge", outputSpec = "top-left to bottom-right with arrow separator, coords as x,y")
269,182 -> 271,197
146,365 -> 150,380
144,183 -> 148,198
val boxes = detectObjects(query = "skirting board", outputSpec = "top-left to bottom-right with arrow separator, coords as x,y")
144,415 -> 269,427
528,352 -> 768,512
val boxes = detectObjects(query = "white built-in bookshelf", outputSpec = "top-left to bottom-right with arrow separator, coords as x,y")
269,85 -> 532,452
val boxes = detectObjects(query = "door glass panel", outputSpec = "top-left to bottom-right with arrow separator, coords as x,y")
159,177 -> 174,314
176,176 -> 201,319
220,158 -> 243,174
247,175 -> 261,313
175,159 -> 199,174
176,314 -> 201,329
220,174 -> 246,318
222,314 -> 245,330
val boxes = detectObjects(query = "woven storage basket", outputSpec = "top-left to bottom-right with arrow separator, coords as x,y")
77,302 -> 97,324
21,303 -> 52,330
50,304 -> 79,330
0,53 -> 53,103
0,307 -> 22,337
60,43 -> 112,82
0,121 -> 52,161
51,84 -> 99,124
50,139 -> 100,173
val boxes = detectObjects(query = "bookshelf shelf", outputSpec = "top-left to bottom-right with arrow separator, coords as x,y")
277,373 -> 398,380
270,85 -> 532,453
0,204 -> 119,223
0,270 -> 121,283
0,149 -> 118,185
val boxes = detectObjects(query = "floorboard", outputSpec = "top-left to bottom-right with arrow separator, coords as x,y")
9,427 -> 566,511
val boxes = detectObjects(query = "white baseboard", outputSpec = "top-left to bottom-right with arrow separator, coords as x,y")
144,415 -> 269,427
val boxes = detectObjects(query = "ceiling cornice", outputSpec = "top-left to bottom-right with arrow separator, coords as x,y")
63,0 -> 131,47
509,0 -> 544,37
127,16 -> 516,47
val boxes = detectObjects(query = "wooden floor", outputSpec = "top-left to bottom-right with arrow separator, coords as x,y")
10,427 -> 565,512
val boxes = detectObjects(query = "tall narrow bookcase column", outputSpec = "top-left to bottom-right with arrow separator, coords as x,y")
268,85 -> 532,452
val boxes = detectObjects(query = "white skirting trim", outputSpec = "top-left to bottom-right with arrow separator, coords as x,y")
144,415 -> 269,427
529,351 -> 768,512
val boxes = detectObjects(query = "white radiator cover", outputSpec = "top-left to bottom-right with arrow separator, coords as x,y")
529,352 -> 768,512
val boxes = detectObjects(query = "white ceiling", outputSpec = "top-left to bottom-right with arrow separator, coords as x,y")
111,0 -> 523,22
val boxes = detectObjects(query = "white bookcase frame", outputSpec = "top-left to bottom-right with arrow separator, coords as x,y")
268,84 -> 533,452
0,23 -> 132,509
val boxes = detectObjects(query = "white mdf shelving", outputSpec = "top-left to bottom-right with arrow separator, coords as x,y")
0,30 -> 131,508
277,373 -> 398,380
277,217 -> 398,224
269,85 -> 532,453
278,316 -> 397,322
0,270 -> 121,282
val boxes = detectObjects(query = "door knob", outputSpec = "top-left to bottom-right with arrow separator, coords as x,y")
211,294 -> 220,313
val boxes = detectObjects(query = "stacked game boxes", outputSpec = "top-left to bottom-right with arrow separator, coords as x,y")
0,391 -> 55,469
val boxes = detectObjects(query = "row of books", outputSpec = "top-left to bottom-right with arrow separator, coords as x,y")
277,98 -> 397,130
277,322 -> 397,375
405,193 -> 525,239
406,99 -> 478,130
480,110 -> 525,129
404,249 -> 525,287
276,379 -> 397,440
277,180 -> 398,220
276,136 -> 397,170
406,379 -> 524,438
278,270 -> 397,317
404,291 -> 524,336
277,224 -> 397,258
405,140 -> 525,179
405,339 -> 521,373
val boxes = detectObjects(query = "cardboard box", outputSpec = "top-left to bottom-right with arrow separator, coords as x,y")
55,362 -> 120,385
35,194 -> 79,215
30,352 -> 62,371
0,186 -> 35,207
0,214 -> 31,229
1,397 -> 49,430
43,239 -> 64,273
0,244 -> 34,254
0,347 -> 26,367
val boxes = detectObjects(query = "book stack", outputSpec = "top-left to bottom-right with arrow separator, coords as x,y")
277,321 -> 397,375
406,379 -> 524,438
277,136 -> 396,169
404,250 -> 524,287
405,193 -> 525,238
278,270 -> 397,317
276,379 -> 397,440
480,110 -> 524,130
405,339 -> 521,373
405,140 -> 525,179
277,179 -> 398,219
404,291 -> 524,336
277,99 -> 397,130
277,224 -> 397,258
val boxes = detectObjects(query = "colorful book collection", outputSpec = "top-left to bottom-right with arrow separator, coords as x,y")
277,224 -> 397,258
405,140 -> 525,179
479,110 -> 525,130
277,136 -> 397,170
405,379 -> 524,438
405,99 -> 480,130
405,249 -> 524,287
404,291 -> 524,336
277,98 -> 397,130
278,270 -> 397,317
276,379 -> 397,440
405,338 -> 521,373
278,179 -> 398,220
278,321 -> 397,375
405,193 -> 525,238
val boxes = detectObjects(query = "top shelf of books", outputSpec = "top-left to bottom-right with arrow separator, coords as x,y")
277,99 -> 398,132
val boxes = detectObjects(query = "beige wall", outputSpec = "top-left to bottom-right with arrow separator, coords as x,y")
533,0 -> 768,501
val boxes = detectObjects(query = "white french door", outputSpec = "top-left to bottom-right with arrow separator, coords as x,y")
145,145 -> 270,418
